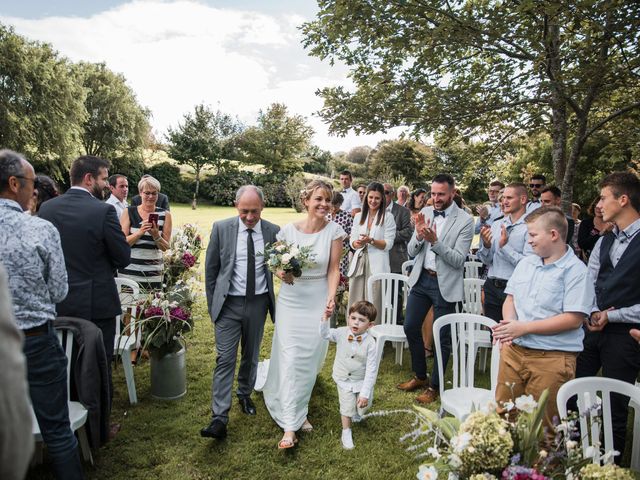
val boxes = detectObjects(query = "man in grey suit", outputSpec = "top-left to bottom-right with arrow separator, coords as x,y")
397,174 -> 474,404
201,185 -> 280,439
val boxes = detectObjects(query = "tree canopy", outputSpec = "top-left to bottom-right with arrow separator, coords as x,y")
166,104 -> 243,208
238,103 -> 314,173
302,1 -> 640,207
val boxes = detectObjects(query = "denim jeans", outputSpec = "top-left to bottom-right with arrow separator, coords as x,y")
403,271 -> 456,388
24,323 -> 84,480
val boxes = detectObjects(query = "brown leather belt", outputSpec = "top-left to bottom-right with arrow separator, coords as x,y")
424,269 -> 438,277
22,322 -> 50,337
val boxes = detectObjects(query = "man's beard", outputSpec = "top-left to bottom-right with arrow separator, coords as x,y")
93,184 -> 106,200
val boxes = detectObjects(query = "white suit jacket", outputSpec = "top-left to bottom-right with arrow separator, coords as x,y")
347,211 -> 396,276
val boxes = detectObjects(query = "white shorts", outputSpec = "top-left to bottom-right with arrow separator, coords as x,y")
337,385 -> 370,418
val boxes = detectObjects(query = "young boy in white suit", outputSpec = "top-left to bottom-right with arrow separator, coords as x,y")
320,300 -> 379,449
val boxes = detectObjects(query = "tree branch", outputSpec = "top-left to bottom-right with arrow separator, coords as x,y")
585,102 -> 640,139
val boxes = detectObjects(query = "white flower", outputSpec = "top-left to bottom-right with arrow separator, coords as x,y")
584,445 -> 598,458
539,449 -> 548,458
514,394 -> 537,413
281,253 -> 292,264
448,454 -> 462,468
566,440 -> 578,450
427,447 -> 441,459
450,432 -> 472,453
502,400 -> 515,412
290,246 -> 299,256
275,244 -> 286,252
161,300 -> 169,309
417,465 -> 438,480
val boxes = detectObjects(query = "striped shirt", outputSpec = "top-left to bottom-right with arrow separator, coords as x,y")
119,206 -> 166,291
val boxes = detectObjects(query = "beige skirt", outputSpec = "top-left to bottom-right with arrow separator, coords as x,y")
347,250 -> 382,322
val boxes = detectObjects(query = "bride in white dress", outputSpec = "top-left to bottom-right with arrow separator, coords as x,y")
256,179 -> 345,449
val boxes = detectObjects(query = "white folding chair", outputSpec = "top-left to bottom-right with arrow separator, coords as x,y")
31,328 -> 93,465
367,273 -> 410,366
401,259 -> 415,278
464,260 -> 483,279
115,278 -> 141,405
433,313 -> 500,421
456,278 -> 492,372
557,377 -> 640,472
467,252 -> 478,262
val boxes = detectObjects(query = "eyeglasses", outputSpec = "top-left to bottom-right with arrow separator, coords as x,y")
529,183 -> 544,188
142,191 -> 158,196
14,176 -> 40,190
384,190 -> 393,195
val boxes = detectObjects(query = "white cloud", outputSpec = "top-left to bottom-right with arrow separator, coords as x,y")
2,0 -> 404,152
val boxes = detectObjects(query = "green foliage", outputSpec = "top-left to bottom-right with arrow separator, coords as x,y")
238,103 -> 314,174
75,62 -> 150,161
301,1 -> 640,203
0,23 -> 86,181
369,139 -> 434,184
199,170 -> 291,207
146,162 -> 191,203
302,145 -> 332,175
166,104 -> 243,207
346,145 -> 371,165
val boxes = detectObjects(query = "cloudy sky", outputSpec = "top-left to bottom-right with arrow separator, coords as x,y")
1,0 -> 404,153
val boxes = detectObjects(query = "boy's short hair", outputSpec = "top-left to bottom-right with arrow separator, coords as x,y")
525,206 -> 568,240
599,171 -> 640,212
348,300 -> 377,323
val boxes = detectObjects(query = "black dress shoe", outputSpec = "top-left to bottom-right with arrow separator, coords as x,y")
238,396 -> 257,415
200,419 -> 227,439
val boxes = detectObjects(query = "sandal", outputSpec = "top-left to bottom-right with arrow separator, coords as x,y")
278,435 -> 298,450
301,419 -> 313,432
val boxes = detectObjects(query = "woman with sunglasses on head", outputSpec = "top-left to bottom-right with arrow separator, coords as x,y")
119,175 -> 172,292
346,182 -> 396,317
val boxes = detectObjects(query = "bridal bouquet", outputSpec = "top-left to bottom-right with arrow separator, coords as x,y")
261,240 -> 316,278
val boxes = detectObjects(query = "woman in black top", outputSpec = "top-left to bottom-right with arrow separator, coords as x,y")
577,195 -> 614,261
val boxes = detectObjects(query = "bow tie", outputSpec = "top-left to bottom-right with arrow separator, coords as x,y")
348,334 -> 362,343
433,210 -> 446,218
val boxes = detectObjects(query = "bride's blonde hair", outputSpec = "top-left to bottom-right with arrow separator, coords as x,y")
299,179 -> 333,210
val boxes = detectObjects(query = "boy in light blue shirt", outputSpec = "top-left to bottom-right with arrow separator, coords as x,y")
492,206 -> 595,430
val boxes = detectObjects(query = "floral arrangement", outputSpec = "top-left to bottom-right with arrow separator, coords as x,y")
138,287 -> 193,356
164,223 -> 203,289
405,389 -> 634,480
261,240 -> 316,279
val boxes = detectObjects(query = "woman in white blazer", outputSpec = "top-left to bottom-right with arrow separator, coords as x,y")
347,182 -> 396,317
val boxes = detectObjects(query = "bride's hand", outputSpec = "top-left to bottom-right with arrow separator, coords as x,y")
277,270 -> 295,285
324,298 -> 335,317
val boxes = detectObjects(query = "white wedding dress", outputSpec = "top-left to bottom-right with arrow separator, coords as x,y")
255,221 -> 345,431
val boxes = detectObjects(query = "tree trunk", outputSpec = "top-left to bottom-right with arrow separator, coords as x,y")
192,168 -> 200,210
561,115 -> 590,214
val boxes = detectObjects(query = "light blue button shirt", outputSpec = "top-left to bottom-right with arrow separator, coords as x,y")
477,213 -> 533,280
505,247 -> 594,352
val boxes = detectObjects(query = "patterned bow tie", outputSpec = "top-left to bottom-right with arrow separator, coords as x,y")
433,210 -> 446,218
348,334 -> 362,343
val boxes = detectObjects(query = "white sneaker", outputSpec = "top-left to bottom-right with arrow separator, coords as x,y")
341,429 -> 354,450
352,414 -> 362,423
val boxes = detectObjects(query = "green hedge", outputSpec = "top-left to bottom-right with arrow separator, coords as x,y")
198,171 -> 293,207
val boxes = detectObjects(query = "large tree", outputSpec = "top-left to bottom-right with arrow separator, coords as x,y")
166,104 -> 242,209
238,103 -> 314,173
0,24 -> 86,181
75,62 -> 150,163
302,1 -> 640,208
369,138 -> 435,184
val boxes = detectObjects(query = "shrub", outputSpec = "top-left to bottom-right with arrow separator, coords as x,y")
145,162 -> 191,203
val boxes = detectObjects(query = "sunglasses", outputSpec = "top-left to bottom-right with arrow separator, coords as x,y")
384,190 -> 393,195
15,176 -> 41,190
529,183 -> 544,188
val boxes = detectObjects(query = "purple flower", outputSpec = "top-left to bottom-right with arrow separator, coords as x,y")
144,306 -> 164,318
169,306 -> 191,322
181,252 -> 196,268
502,466 -> 549,480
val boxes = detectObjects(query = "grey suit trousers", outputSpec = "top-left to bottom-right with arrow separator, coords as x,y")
211,293 -> 269,424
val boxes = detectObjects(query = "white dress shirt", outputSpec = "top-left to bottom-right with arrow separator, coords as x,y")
422,203 -> 455,271
228,218 -> 268,296
341,187 -> 362,214
106,195 -> 128,219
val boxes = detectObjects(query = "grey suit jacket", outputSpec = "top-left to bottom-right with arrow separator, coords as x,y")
407,203 -> 474,303
388,202 -> 413,273
205,217 -> 280,323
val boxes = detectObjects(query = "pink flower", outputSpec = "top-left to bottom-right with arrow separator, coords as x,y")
144,306 -> 164,318
169,306 -> 191,322
181,252 -> 196,268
